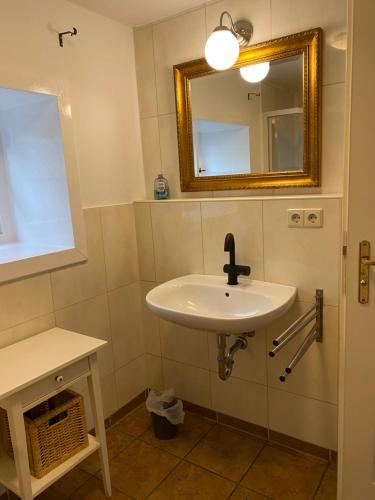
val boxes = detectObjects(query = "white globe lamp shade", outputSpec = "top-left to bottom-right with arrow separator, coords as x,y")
240,62 -> 270,83
205,28 -> 240,70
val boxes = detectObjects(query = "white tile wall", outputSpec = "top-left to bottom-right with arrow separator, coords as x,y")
263,198 -> 341,306
51,208 -> 106,309
151,201 -> 204,282
134,0 -> 347,199
0,195 -> 342,451
201,200 -> 264,280
268,388 -> 338,450
210,374 -> 268,427
0,203 -> 146,428
153,8 -> 207,115
108,282 -> 144,370
135,196 -> 341,450
101,203 -> 139,290
162,358 -> 211,408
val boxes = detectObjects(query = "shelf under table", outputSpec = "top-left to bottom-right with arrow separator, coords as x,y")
0,434 -> 100,497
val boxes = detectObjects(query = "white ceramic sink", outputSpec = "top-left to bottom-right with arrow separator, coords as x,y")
146,274 -> 297,333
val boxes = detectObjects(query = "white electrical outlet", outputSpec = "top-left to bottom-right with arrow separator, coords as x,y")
287,209 -> 304,227
304,209 -> 323,227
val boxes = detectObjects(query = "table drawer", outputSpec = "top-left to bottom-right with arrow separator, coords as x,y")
19,357 -> 90,409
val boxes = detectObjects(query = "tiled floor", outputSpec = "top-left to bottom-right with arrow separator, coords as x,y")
7,404 -> 337,499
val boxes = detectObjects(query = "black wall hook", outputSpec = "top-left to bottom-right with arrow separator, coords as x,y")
58,27 -> 78,47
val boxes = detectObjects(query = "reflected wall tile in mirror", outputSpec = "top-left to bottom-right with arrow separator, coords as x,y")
271,0 -> 347,85
263,198 -> 341,306
140,117 -> 162,198
134,26 -> 158,118
201,200 -> 264,280
205,0 -> 272,45
153,8 -> 206,115
321,83 -> 345,194
151,201 -> 204,282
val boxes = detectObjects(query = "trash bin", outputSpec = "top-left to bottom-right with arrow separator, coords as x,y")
146,389 -> 184,440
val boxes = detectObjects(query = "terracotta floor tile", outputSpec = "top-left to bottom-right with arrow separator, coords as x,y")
230,485 -> 273,499
242,446 -> 326,500
141,412 -> 214,457
79,427 -> 134,474
113,404 -> 151,437
148,461 -> 235,499
315,468 -> 337,500
241,445 -> 326,500
100,439 -> 179,499
69,477 -> 131,499
48,467 -> 91,497
35,489 -> 64,499
187,425 -> 265,481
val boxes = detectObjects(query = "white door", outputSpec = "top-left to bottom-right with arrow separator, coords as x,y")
339,0 -> 375,498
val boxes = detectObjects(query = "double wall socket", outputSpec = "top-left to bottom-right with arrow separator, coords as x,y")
287,209 -> 323,228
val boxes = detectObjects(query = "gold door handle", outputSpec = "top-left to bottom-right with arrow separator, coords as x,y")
359,241 -> 375,303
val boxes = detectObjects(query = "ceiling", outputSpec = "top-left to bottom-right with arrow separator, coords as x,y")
68,0 -> 206,27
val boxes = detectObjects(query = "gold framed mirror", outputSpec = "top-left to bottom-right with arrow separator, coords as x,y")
174,28 -> 322,191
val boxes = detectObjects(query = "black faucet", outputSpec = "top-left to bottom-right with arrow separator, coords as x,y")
223,233 -> 251,285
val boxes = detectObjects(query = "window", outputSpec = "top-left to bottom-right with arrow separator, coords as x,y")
0,85 -> 86,283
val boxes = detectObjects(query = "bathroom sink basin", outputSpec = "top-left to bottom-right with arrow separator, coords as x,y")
146,274 -> 297,333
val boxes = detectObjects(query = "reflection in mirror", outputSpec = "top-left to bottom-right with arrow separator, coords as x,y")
190,54 -> 303,177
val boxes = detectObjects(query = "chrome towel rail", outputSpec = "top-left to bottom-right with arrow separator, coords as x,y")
269,289 -> 323,382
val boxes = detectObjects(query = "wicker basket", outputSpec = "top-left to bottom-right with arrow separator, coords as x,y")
0,390 -> 89,479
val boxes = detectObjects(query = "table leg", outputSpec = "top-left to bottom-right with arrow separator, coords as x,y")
87,353 -> 112,497
7,396 -> 33,500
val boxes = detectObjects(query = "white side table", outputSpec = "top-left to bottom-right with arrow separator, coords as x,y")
0,328 -> 111,499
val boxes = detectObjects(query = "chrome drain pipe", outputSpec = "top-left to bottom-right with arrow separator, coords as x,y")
217,332 -> 254,380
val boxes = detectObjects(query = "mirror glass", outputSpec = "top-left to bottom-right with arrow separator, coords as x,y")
190,54 -> 303,177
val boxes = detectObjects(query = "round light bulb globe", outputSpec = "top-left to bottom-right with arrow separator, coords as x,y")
240,62 -> 270,83
205,29 -> 240,70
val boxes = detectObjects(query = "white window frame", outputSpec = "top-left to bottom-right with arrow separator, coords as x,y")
0,74 -> 87,283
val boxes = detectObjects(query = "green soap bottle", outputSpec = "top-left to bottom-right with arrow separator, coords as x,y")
154,173 -> 170,200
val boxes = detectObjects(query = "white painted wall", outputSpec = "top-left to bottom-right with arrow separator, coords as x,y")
0,0 -> 145,207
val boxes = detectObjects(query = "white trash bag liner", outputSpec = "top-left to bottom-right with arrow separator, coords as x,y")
146,389 -> 185,425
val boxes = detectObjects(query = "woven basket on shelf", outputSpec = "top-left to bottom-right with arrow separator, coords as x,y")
0,389 -> 89,479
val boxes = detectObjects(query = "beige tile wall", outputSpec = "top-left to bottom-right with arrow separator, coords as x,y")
134,0 -> 347,198
0,203 -> 146,424
135,196 -> 341,450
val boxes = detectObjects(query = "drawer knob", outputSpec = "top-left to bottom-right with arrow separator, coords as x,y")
55,375 -> 64,383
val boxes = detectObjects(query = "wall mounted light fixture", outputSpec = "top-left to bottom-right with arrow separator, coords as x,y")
205,11 -> 270,83
205,11 -> 252,70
